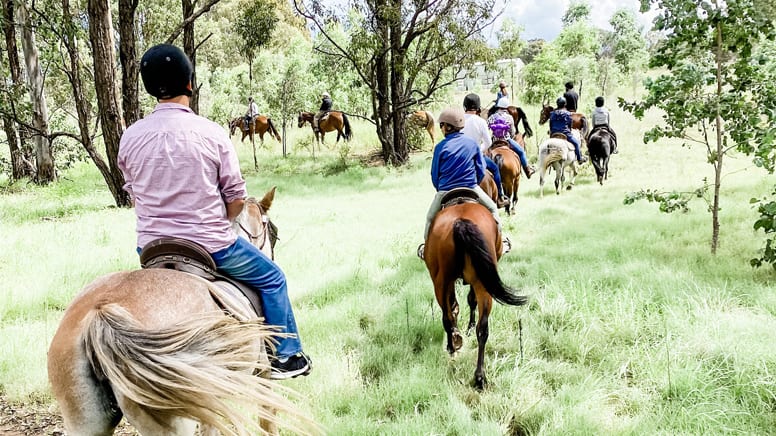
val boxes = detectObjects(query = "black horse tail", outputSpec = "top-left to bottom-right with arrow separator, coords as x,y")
517,107 -> 533,138
342,113 -> 352,141
452,219 -> 527,307
267,118 -> 281,142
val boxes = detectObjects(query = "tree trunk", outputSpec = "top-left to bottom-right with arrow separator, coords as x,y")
389,9 -> 409,166
711,21 -> 724,254
16,0 -> 55,184
182,0 -> 198,113
374,0 -> 393,164
118,0 -> 140,126
1,0 -> 28,180
62,0 -> 115,191
88,0 -> 131,207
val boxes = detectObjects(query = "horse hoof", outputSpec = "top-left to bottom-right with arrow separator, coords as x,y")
473,375 -> 487,390
452,330 -> 463,351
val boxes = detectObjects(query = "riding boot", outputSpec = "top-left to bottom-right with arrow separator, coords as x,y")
497,196 -> 508,208
525,166 -> 536,179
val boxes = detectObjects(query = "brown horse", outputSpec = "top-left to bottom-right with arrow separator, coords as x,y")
297,111 -> 352,144
407,110 -> 436,143
47,188 -> 315,436
229,116 -> 282,144
424,192 -> 528,389
538,103 -> 589,139
479,171 -> 499,205
485,105 -> 534,138
487,139 -> 522,215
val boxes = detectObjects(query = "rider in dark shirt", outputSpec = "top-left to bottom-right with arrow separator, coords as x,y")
314,92 -> 333,131
563,81 -> 579,113
549,97 -> 587,164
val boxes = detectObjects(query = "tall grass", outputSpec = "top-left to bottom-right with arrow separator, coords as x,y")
1,104 -> 775,434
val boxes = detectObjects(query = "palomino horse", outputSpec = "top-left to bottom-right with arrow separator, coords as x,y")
424,190 -> 528,389
587,128 -> 614,185
485,105 -> 534,138
47,188 -> 313,436
538,133 -> 580,197
538,103 -> 589,140
229,116 -> 282,144
297,111 -> 352,144
407,110 -> 436,144
487,138 -> 522,215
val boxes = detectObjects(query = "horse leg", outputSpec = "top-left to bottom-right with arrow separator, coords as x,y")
473,284 -> 493,390
116,394 -> 199,435
554,163 -> 562,195
435,277 -> 462,354
48,329 -> 121,435
567,163 -> 577,190
466,286 -> 477,334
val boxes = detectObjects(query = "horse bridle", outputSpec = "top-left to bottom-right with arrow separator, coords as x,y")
237,201 -> 278,259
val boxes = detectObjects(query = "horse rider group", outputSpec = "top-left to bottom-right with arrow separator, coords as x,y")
418,80 -> 618,259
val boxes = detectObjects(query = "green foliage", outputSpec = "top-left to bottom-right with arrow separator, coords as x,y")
521,45 -> 564,104
235,0 -> 278,60
519,38 -> 545,64
625,0 -> 776,258
751,189 -> 776,270
624,184 -> 710,213
561,0 -> 591,27
495,18 -> 525,61
608,8 -> 649,77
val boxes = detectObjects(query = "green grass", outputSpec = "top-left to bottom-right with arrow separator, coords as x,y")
1,105 -> 776,434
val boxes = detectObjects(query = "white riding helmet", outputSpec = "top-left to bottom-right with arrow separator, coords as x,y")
496,96 -> 510,108
321,92 -> 330,98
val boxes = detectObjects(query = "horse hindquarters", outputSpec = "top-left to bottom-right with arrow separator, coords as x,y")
452,218 -> 527,389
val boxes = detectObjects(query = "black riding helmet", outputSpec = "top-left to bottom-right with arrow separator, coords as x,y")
140,44 -> 193,100
556,96 -> 567,108
463,93 -> 481,111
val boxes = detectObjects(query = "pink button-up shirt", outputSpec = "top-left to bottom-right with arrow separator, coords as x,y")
118,103 -> 247,253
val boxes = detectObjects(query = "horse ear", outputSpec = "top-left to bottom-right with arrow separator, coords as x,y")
259,186 -> 276,212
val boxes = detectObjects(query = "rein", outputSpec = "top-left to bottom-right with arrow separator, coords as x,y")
237,200 -> 278,258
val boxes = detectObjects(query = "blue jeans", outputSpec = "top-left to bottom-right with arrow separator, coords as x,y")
506,138 -> 530,173
564,133 -> 582,161
211,237 -> 303,359
484,157 -> 505,197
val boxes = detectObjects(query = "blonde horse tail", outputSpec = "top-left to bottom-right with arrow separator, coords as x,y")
83,304 -> 315,436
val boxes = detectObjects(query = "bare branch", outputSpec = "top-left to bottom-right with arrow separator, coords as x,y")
165,0 -> 221,44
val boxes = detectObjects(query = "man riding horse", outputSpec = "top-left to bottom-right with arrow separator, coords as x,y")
313,92 -> 333,133
244,96 -> 259,131
549,96 -> 587,165
418,107 -> 509,259
121,43 -> 312,380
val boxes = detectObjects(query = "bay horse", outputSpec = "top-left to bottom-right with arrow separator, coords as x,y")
538,134 -> 579,197
539,103 -> 589,139
47,188 -> 314,436
297,111 -> 352,144
587,128 -> 614,185
484,105 -> 534,138
229,116 -> 282,144
424,190 -> 528,389
478,170 -> 499,206
407,110 -> 436,143
487,138 -> 522,215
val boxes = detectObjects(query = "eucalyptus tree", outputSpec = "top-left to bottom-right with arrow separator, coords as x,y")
234,0 -> 277,92
554,3 -> 598,102
621,0 -> 776,256
0,0 -> 30,180
16,0 -> 55,183
295,0 -> 496,166
520,44 -> 563,104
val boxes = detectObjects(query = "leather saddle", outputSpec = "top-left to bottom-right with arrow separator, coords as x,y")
440,187 -> 480,209
139,238 -> 264,318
